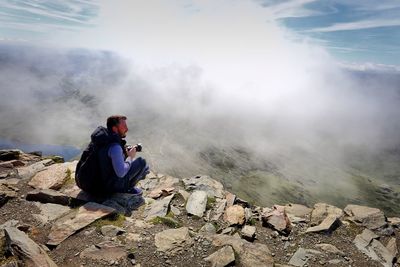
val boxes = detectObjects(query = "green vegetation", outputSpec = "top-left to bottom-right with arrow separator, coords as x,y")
206,196 -> 216,210
150,216 -> 182,228
91,213 -> 126,229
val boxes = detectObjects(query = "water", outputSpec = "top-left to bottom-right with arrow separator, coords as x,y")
0,138 -> 81,161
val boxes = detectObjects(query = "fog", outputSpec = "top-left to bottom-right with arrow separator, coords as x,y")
1,1 -> 399,211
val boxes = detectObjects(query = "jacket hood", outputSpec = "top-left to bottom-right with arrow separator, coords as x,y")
90,126 -> 123,147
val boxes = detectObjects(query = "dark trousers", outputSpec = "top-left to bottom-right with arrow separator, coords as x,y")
110,157 -> 149,193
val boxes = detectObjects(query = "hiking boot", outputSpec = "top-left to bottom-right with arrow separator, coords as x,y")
128,187 -> 143,196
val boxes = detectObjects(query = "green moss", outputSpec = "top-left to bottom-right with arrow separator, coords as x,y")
247,218 -> 257,226
206,197 -> 216,210
150,216 -> 182,228
44,155 -> 64,163
91,213 -> 126,229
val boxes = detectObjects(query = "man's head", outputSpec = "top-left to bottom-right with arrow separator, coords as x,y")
107,115 -> 128,138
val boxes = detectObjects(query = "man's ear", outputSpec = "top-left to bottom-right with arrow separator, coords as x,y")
111,125 -> 118,133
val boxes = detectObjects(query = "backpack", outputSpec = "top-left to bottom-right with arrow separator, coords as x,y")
75,142 -> 104,194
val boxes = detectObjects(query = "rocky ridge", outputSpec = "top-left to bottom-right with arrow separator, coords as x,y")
0,148 -> 399,267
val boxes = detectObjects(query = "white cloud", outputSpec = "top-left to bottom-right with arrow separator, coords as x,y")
306,18 -> 400,32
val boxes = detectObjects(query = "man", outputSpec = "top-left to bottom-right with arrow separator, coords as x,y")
76,115 -> 149,195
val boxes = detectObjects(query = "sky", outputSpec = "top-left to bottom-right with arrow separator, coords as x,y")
0,0 -> 399,66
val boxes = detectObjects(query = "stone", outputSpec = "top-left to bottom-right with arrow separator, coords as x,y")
388,217 -> 400,227
183,175 -> 224,198
386,237 -> 398,259
26,189 -> 71,206
80,241 -> 127,264
145,194 -> 175,221
344,204 -> 386,230
154,227 -> 193,254
211,199 -> 227,221
204,245 -> 235,267
244,208 -> 253,222
288,248 -> 322,267
199,223 -> 217,235
305,214 -> 340,233
225,192 -> 236,207
148,186 -> 175,199
146,175 -> 179,198
224,205 -> 245,225
315,243 -> 345,256
62,185 -> 105,203
262,205 -> 291,234
0,185 -> 18,206
186,190 -> 208,217
47,202 -> 115,246
211,234 -> 274,267
0,149 -> 21,161
33,202 -> 71,224
178,189 -> 190,201
17,159 -> 53,180
4,227 -> 57,267
310,203 -> 343,226
284,203 -> 312,218
101,225 -> 126,237
105,193 -> 145,215
28,163 -> 69,190
241,225 -> 256,241
0,178 -> 20,186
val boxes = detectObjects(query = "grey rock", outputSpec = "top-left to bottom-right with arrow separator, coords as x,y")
211,199 -> 227,221
241,225 -> 256,241
154,227 -> 193,254
183,175 -> 224,198
145,194 -> 175,221
199,223 -> 217,235
204,245 -> 235,267
0,149 -> 21,161
4,227 -> 57,267
310,203 -> 343,226
344,204 -> 387,230
186,190 -> 208,217
288,248 -> 322,267
80,241 -> 127,264
101,225 -> 126,237
284,203 -> 312,218
26,189 -> 70,206
17,159 -> 53,180
315,243 -> 345,256
306,214 -> 340,233
33,202 -> 71,224
28,163 -> 69,190
170,205 -> 181,216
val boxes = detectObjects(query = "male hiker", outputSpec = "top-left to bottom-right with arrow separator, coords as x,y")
75,115 -> 149,196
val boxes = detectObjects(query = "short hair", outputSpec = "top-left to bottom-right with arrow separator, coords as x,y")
106,115 -> 127,130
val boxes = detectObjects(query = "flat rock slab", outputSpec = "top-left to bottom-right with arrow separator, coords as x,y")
0,185 -> 18,206
28,163 -> 69,190
310,203 -> 342,226
315,243 -> 345,256
344,204 -> 387,230
183,175 -> 224,198
144,194 -> 175,221
17,159 -> 53,180
80,241 -> 127,264
101,225 -> 125,237
205,245 -> 235,267
224,205 -> 245,225
285,203 -> 312,218
211,199 -> 227,221
62,185 -> 105,203
0,149 -> 22,161
26,189 -> 71,206
186,190 -> 208,217
154,227 -> 193,254
306,214 -> 339,233
288,248 -> 322,267
4,227 -> 57,267
211,234 -> 274,267
33,202 -> 71,224
47,202 -> 115,246
146,175 -> 179,198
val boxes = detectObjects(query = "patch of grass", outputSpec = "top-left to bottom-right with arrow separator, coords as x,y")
44,155 -> 64,163
150,216 -> 182,228
247,218 -> 258,226
91,213 -> 126,229
206,197 -> 216,210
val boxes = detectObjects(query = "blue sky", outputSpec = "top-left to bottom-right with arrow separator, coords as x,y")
0,0 -> 399,66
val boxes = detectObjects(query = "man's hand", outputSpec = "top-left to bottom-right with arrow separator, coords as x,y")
126,146 -> 137,158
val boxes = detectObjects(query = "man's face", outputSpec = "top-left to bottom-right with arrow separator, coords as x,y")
115,119 -> 128,138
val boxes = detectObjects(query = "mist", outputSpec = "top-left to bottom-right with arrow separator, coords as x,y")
1,1 -> 400,213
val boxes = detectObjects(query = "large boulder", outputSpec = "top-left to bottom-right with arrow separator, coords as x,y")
183,175 -> 224,198
310,203 -> 343,226
344,204 -> 387,230
186,190 -> 208,217
28,163 -> 69,190
154,227 -> 193,254
224,205 -> 245,226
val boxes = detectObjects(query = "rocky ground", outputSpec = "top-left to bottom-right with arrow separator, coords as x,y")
0,148 -> 399,267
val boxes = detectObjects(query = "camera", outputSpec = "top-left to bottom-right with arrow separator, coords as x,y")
126,144 -> 142,152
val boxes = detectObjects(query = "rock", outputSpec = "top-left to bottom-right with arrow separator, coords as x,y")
315,243 -> 345,256
0,178 -> 20,186
183,175 -> 224,198
353,228 -> 395,266
244,208 -> 253,222
204,245 -> 235,267
47,202 -> 115,246
224,205 -> 245,226
310,203 -> 343,226
305,214 -> 340,233
154,227 -> 193,254
80,241 -> 127,264
4,227 -> 57,267
105,193 -> 145,215
0,185 -> 18,206
388,217 -> 400,227
33,203 -> 71,224
62,185 -> 105,203
225,192 -> 236,207
199,223 -> 217,235
17,159 -> 53,180
211,234 -> 274,267
170,205 -> 181,216
284,203 -> 312,218
178,189 -> 190,201
211,199 -> 227,221
148,186 -> 175,199
0,149 -> 21,161
186,190 -> 208,217
344,204 -> 387,230
144,194 -> 175,221
26,189 -> 71,206
386,237 -> 398,259
28,163 -> 69,190
262,205 -> 291,234
288,248 -> 322,267
101,225 -> 126,237
241,225 -> 256,242
146,175 -> 179,198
